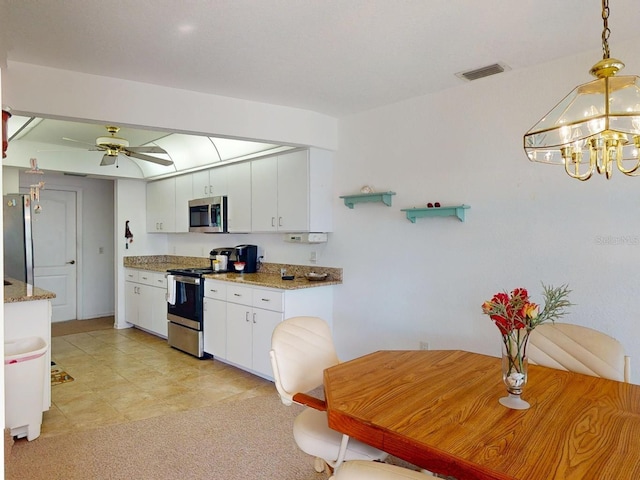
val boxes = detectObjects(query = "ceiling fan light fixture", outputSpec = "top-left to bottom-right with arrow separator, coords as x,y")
523,0 -> 640,181
96,135 -> 129,149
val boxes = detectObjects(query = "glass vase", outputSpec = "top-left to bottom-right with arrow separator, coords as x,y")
499,332 -> 530,410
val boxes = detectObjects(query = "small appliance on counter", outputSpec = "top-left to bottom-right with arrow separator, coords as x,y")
209,247 -> 234,272
229,244 -> 258,273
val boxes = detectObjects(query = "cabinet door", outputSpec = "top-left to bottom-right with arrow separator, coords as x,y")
251,308 -> 283,378
226,302 -> 252,369
137,284 -> 154,331
210,165 -> 228,197
192,170 -> 211,198
151,283 -> 168,338
251,156 -> 278,232
226,162 -> 252,233
203,298 -> 226,357
277,150 -> 309,231
174,174 -> 192,233
146,177 -> 176,232
125,281 -> 139,326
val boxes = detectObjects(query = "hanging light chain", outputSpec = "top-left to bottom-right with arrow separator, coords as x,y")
601,0 -> 611,59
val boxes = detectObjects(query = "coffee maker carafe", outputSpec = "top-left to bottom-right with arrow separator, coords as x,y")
231,244 -> 258,273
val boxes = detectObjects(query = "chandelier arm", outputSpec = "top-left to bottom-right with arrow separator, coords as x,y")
616,156 -> 640,175
564,154 -> 594,181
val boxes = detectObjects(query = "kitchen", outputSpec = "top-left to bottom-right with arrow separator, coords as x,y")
2,0 -> 640,390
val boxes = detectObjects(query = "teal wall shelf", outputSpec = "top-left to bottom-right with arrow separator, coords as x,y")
401,204 -> 470,223
340,191 -> 396,209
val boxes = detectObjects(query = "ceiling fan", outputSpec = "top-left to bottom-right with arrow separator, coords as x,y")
63,125 -> 173,167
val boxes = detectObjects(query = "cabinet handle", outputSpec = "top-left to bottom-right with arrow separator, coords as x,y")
234,293 -> 242,297
261,298 -> 270,302
278,217 -> 283,227
209,185 -> 213,195
271,217 -> 275,227
245,312 -> 250,322
253,313 -> 256,324
210,289 -> 218,293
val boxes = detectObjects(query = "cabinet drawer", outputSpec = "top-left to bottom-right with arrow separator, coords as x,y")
125,269 -> 139,282
204,280 -> 227,300
152,272 -> 167,288
226,285 -> 253,305
252,288 -> 283,312
138,271 -> 155,286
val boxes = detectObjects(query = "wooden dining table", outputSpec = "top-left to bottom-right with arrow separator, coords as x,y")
323,350 -> 640,480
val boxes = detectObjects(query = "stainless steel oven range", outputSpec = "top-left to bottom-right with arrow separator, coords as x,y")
166,267 -> 213,359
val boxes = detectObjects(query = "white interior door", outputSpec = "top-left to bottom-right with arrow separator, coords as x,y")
31,189 -> 77,322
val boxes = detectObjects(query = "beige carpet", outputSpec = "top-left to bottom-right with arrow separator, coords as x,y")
5,393 -> 328,480
51,317 -> 114,337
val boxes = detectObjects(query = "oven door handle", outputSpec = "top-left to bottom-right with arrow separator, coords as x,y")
172,275 -> 201,285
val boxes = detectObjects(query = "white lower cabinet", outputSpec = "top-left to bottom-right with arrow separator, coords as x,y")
207,281 -> 333,380
203,280 -> 227,358
124,269 -> 168,338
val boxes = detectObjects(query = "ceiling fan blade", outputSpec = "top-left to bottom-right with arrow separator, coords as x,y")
123,150 -> 173,166
126,145 -> 168,154
62,137 -> 97,147
100,154 -> 117,166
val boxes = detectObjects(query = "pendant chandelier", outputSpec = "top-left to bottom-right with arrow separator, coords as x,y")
523,0 -> 640,181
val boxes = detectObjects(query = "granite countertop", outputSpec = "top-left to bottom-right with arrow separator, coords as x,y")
4,277 -> 57,303
124,255 -> 342,291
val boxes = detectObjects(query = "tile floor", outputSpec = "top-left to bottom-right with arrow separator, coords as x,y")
43,326 -> 273,439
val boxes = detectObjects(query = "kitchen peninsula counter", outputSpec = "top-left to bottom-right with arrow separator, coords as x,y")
4,277 -> 55,414
4,277 -> 57,303
124,255 -> 342,290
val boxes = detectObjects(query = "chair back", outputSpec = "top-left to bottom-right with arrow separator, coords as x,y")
270,316 -> 339,405
528,323 -> 630,382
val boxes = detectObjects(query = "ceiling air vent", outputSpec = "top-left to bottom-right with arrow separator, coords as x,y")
455,62 -> 510,82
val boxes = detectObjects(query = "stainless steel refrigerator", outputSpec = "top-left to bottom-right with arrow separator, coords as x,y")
3,194 -> 35,285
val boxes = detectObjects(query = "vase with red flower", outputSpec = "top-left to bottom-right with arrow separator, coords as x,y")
482,284 -> 571,410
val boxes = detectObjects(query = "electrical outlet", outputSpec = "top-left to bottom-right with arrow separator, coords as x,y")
419,341 -> 430,350
98,246 -> 104,254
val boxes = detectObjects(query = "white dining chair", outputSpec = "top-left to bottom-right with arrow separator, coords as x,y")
333,460 -> 437,479
270,316 -> 388,475
528,323 -> 630,382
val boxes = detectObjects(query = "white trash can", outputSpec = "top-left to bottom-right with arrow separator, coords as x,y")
4,336 -> 48,441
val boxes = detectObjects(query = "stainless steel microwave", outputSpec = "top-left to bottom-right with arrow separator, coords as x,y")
189,196 -> 228,233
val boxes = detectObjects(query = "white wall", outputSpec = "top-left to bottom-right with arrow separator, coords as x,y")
326,37 -> 640,383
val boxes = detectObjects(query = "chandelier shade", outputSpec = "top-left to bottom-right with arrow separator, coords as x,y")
523,0 -> 640,181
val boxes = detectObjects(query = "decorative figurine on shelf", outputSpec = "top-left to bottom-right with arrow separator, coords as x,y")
360,185 -> 374,193
125,220 -> 134,249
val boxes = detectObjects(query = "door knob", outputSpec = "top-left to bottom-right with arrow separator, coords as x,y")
67,260 -> 76,264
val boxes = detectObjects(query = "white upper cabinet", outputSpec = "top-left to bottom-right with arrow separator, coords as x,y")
251,149 -> 332,233
174,174 -> 192,233
192,166 -> 228,198
226,161 -> 252,233
192,170 -> 212,198
146,177 -> 176,232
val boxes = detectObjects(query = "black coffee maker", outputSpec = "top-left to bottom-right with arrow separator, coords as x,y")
230,244 -> 258,273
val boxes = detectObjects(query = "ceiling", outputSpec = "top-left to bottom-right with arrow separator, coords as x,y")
3,0 -> 640,118
2,1 -> 640,178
